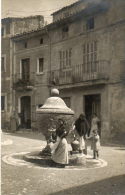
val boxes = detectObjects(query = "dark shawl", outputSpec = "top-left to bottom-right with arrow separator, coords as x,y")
75,118 -> 90,137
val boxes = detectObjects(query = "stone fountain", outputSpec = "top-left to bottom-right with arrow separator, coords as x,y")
8,88 -> 107,169
35,88 -> 86,166
36,88 -> 74,154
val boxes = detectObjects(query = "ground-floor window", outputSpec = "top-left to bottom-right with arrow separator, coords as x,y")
37,104 -> 43,109
62,97 -> 71,108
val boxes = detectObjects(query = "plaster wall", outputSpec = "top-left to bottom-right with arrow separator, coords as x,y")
1,37 -> 11,128
14,45 -> 50,129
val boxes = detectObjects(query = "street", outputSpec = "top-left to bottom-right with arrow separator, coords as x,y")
1,132 -> 125,195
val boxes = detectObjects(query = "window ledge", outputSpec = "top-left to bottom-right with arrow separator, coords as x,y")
36,72 -> 44,75
86,29 -> 94,32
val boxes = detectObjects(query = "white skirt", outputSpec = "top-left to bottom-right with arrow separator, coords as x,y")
79,136 -> 85,150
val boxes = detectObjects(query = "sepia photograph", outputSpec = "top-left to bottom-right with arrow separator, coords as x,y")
1,0 -> 125,194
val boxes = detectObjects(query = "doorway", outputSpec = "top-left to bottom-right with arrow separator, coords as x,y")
20,96 -> 31,129
84,94 -> 101,134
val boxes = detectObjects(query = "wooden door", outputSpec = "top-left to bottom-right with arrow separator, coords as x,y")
20,96 -> 31,129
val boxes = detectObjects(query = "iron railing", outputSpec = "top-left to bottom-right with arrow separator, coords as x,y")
13,72 -> 35,89
49,60 -> 110,85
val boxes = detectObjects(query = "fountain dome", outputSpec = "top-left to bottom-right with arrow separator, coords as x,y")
37,88 -> 74,115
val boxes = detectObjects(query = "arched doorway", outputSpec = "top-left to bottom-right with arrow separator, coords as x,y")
20,96 -> 31,129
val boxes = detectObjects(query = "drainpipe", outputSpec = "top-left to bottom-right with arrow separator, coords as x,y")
45,26 -> 52,96
11,37 -> 14,112
10,35 -> 13,115
9,21 -> 15,118
12,40 -> 16,112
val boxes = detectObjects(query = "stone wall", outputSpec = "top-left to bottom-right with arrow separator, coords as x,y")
12,16 -> 44,35
1,15 -> 44,129
109,83 -> 125,142
1,36 -> 11,129
14,39 -> 50,129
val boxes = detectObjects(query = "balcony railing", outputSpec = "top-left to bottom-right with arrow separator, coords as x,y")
49,60 -> 110,85
13,73 -> 35,91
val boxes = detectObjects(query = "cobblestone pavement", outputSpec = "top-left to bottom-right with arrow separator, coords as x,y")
1,132 -> 125,195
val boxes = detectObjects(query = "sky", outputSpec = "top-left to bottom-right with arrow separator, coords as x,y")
2,0 -> 78,23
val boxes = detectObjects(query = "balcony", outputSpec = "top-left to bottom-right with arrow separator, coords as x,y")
49,60 -> 110,87
13,73 -> 35,91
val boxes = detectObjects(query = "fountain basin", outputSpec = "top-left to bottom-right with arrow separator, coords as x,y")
2,150 -> 107,170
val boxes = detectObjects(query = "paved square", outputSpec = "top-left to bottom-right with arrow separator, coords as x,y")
1,132 -> 125,195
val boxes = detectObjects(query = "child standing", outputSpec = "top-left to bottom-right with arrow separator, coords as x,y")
91,129 -> 100,159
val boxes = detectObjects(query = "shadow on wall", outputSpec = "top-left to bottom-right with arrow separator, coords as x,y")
48,175 -> 125,195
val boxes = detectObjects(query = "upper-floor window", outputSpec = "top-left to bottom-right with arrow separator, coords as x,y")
1,56 -> 6,72
86,17 -> 94,30
83,41 -> 97,72
62,25 -> 69,39
21,58 -> 30,81
59,49 -> 72,69
37,58 -> 44,74
1,96 -> 6,111
40,38 -> 43,44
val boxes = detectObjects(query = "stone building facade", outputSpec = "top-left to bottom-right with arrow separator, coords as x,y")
10,0 -> 125,141
1,16 -> 44,129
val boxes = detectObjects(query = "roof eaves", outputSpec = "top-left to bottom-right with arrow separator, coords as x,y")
50,1 -> 109,25
51,0 -> 81,15
11,2 -> 109,40
2,15 -> 44,22
11,27 -> 46,40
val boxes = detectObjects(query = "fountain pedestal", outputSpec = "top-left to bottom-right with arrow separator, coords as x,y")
69,153 -> 86,166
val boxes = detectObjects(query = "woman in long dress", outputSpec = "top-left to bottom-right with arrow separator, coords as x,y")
51,119 -> 69,168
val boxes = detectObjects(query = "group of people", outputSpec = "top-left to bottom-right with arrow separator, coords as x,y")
50,113 -> 101,168
73,113 -> 100,158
